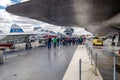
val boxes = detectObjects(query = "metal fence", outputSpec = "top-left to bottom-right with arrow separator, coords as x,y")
85,43 -> 120,80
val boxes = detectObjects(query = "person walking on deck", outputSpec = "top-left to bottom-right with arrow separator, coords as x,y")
52,37 -> 57,48
79,36 -> 83,45
47,37 -> 52,49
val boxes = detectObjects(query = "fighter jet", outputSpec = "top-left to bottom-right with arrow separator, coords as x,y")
0,24 -> 36,48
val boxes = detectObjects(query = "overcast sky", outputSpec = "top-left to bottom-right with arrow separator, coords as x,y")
0,0 -> 43,32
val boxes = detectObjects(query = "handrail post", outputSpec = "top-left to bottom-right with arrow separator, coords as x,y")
91,49 -> 93,65
95,53 -> 98,75
88,47 -> 90,59
79,59 -> 81,80
113,54 -> 116,80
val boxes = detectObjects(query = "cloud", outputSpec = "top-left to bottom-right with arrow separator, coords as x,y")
20,0 -> 30,2
0,0 -> 29,7
0,23 -> 11,33
41,23 -> 65,33
0,9 -> 43,26
0,0 -> 13,7
0,0 -> 43,32
0,16 -> 4,21
12,16 -> 43,24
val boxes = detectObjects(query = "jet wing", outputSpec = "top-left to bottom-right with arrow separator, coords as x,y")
0,32 -> 37,36
6,0 -> 120,35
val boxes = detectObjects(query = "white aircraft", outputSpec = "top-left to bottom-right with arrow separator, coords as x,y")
0,25 -> 59,49
34,27 -> 58,39
0,24 -> 36,49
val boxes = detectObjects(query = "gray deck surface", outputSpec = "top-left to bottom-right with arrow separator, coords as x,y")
0,45 -> 77,80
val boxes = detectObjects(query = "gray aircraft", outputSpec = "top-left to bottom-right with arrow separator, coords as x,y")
6,0 -> 120,44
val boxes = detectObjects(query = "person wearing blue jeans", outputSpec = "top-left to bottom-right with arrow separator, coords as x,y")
47,37 -> 52,49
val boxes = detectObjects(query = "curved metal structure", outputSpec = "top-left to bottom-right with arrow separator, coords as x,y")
6,0 -> 120,35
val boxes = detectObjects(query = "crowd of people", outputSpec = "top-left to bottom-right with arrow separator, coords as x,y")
47,36 -> 86,49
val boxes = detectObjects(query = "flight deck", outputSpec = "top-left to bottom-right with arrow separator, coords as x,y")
0,43 -> 104,80
0,40 -> 120,80
0,44 -> 77,80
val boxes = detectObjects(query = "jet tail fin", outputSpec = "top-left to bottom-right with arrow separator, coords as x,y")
10,24 -> 24,33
